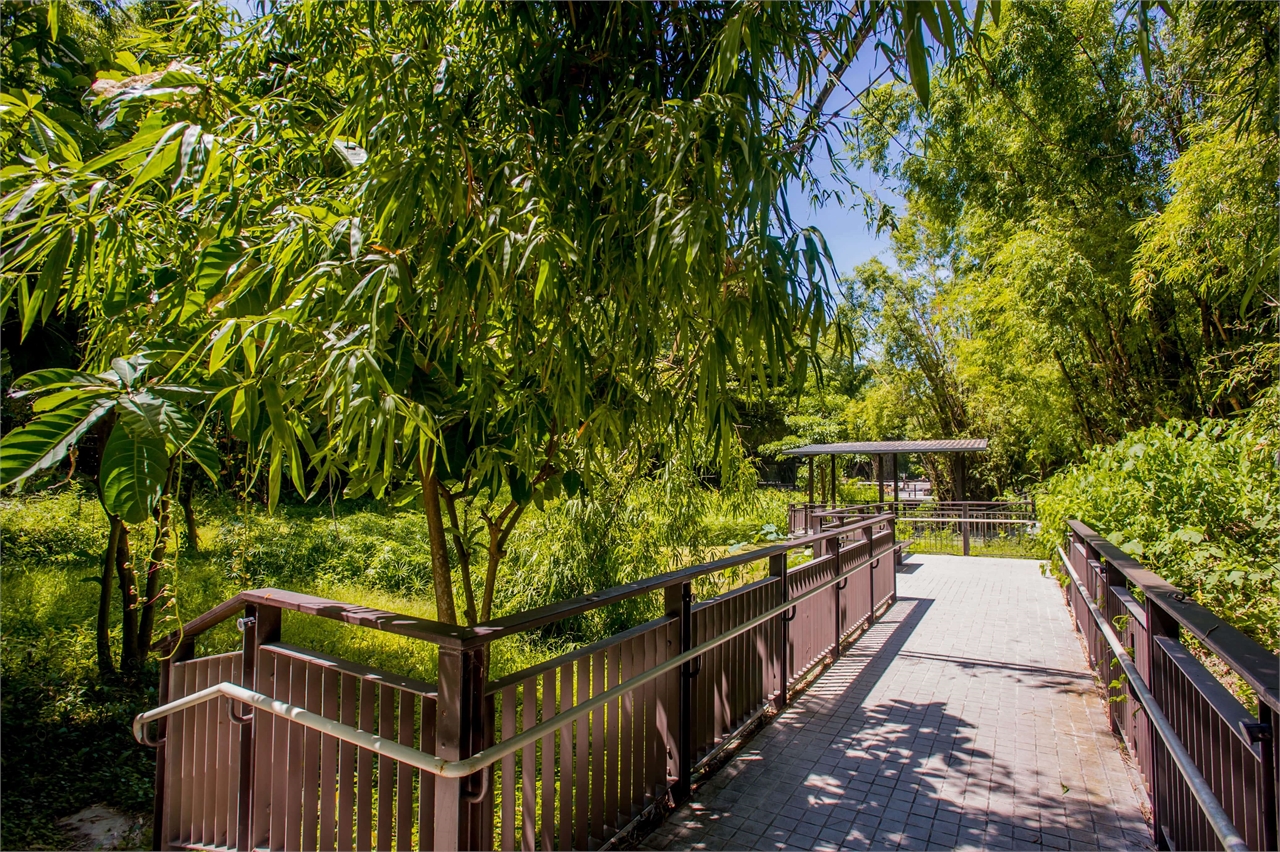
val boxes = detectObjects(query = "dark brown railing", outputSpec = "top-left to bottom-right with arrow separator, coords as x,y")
789,499 -> 1037,557
140,513 -> 901,851
1058,521 -> 1278,852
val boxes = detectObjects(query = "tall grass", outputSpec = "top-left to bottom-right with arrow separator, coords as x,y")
1,466 -> 790,847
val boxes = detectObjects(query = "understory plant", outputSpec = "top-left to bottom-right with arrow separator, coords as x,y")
1037,401 -> 1279,653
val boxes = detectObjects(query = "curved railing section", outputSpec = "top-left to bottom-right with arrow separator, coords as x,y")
138,513 -> 901,851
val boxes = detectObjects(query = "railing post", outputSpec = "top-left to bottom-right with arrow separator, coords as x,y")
870,521 -> 880,621
888,517 -> 898,606
1259,701 -> 1279,852
1145,592 -> 1180,851
831,534 -> 844,659
667,582 -> 694,803
238,604 -> 280,852
769,553 -> 789,709
961,503 -> 971,556
435,645 -> 487,851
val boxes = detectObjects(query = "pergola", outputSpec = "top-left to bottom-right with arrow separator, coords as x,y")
780,438 -> 989,504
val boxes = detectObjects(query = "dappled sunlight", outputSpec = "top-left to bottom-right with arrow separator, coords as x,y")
646,557 -> 1152,851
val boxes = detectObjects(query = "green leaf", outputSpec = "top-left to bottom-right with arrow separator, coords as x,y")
905,22 -> 931,110
507,465 -> 532,504
100,420 -> 169,524
562,469 -> 582,497
0,397 -> 114,487
23,228 -> 73,339
161,405 -> 220,483
195,238 -> 244,295
116,392 -> 167,440
10,367 -> 101,396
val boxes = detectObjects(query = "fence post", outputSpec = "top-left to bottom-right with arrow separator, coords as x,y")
237,604 -> 280,852
1144,593 -> 1180,851
666,582 -> 694,804
831,534 -> 845,659
435,645 -> 487,851
1259,701 -> 1279,852
961,504 -> 971,556
888,517 -> 898,606
769,553 -> 789,709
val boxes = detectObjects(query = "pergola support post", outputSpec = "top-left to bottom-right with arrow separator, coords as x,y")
876,454 -> 885,505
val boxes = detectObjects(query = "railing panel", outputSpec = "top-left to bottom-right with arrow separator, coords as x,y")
148,515 -> 898,852
232,645 -> 440,852
1154,636 -> 1267,851
1066,523 -> 1278,852
485,617 -> 677,851
164,651 -> 243,850
789,553 -> 838,677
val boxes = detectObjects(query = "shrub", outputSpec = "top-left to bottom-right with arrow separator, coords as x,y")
1037,412 -> 1279,653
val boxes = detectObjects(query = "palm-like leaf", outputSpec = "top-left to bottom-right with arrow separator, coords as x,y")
0,398 -> 115,487
100,420 -> 168,524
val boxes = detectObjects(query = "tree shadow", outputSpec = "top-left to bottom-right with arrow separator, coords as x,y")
647,596 -> 1152,852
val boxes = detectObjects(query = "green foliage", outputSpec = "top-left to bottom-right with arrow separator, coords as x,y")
846,0 -> 1276,464
1037,406 -> 1280,652
497,453 -> 788,643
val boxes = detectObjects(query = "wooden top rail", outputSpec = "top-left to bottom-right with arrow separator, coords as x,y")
470,514 -> 892,646
154,513 -> 893,655
153,587 -> 475,653
1068,519 -> 1279,713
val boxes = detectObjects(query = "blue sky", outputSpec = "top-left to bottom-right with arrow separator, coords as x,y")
783,45 -> 905,282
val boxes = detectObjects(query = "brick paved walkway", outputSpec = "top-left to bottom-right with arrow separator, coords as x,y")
644,554 -> 1152,851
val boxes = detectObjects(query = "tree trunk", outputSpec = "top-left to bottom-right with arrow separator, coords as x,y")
115,521 -> 142,676
137,458 -> 178,658
442,490 -> 479,626
480,503 -> 527,623
180,471 -> 199,552
418,460 -> 458,625
97,517 -> 121,679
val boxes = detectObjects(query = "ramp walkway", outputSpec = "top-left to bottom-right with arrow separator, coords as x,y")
644,554 -> 1152,851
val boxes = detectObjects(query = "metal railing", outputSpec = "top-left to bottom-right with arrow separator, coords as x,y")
1058,521 -> 1278,852
1055,544 -> 1246,852
789,499 -> 1037,557
137,514 -> 901,851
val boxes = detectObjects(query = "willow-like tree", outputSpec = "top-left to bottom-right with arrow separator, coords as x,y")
3,1 -> 970,629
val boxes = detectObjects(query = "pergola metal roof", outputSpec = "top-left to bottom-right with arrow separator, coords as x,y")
780,439 -> 989,457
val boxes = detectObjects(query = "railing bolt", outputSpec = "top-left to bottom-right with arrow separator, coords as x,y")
1240,721 -> 1272,744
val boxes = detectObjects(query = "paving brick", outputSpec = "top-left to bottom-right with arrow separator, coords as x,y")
644,555 -> 1152,852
